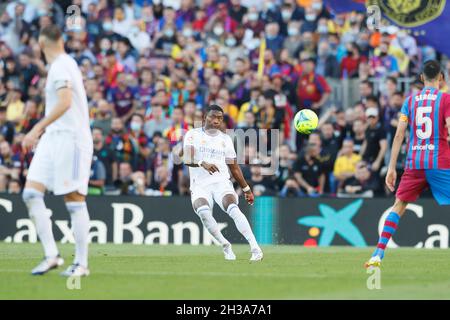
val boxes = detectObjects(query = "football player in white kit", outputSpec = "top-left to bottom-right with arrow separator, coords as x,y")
22,25 -> 93,276
183,105 -> 263,261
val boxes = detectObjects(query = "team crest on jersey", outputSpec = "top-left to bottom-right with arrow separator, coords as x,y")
368,0 -> 446,27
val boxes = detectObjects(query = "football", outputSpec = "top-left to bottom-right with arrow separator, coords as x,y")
293,109 -> 319,134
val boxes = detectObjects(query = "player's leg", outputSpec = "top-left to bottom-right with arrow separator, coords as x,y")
220,193 -> 263,261
192,196 -> 235,260
367,198 -> 408,267
53,135 -> 91,276
24,135 -> 64,275
425,169 -> 450,205
59,191 -> 90,277
365,169 -> 427,268
24,180 -> 64,275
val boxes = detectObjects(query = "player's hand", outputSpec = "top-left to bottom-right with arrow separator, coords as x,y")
385,168 -> 397,193
244,189 -> 254,206
201,162 -> 220,175
22,124 -> 43,153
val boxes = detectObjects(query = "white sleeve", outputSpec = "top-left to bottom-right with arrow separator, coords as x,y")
225,135 -> 237,159
183,130 -> 195,148
52,61 -> 72,90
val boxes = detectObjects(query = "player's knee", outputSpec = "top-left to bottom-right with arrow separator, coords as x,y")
22,188 -> 46,219
225,203 -> 240,218
22,188 -> 44,204
195,205 -> 211,218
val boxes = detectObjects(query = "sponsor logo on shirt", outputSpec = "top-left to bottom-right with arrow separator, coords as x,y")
412,144 -> 435,151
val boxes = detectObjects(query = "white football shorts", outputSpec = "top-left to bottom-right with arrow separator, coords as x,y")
27,131 -> 93,196
190,180 -> 238,212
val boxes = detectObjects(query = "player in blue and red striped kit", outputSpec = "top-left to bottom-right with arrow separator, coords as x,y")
365,60 -> 450,268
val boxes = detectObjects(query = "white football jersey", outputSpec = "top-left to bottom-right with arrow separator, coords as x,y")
183,128 -> 237,188
45,53 -> 92,148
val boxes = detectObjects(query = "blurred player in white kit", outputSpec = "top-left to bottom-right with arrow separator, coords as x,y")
22,25 -> 93,276
183,105 -> 263,261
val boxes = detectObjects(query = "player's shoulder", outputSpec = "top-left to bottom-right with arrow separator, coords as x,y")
50,54 -> 76,73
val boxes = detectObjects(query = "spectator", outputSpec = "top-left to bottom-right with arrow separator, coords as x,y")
93,127 -> 117,186
333,139 -> 361,188
144,104 -> 172,138
104,117 -> 139,167
351,119 -> 366,154
129,113 -> 150,171
369,41 -> 399,78
293,142 -> 325,196
7,178 -> 21,194
316,41 -> 340,78
114,162 -> 133,195
340,42 -> 367,78
361,107 -> 388,174
248,159 -> 276,196
0,106 -> 15,144
149,165 -> 178,196
88,155 -> 107,195
296,57 -> 331,115
340,161 -> 378,198
107,72 -> 138,123
164,107 -> 189,147
92,99 -> 113,135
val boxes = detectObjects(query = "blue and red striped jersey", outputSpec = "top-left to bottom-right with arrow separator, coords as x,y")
401,86 -> 450,169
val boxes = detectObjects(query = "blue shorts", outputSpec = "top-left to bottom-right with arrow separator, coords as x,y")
425,169 -> 450,205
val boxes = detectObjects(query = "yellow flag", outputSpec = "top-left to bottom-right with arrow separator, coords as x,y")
257,37 -> 266,79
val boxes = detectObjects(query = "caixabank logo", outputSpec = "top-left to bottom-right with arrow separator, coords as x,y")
368,0 -> 446,27
289,199 -> 450,248
298,199 -> 367,247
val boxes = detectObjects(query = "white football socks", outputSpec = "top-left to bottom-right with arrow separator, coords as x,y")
22,188 -> 59,258
196,205 -> 229,246
227,203 -> 260,251
66,202 -> 90,268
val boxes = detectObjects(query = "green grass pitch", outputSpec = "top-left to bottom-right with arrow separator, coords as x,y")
1,243 -> 450,299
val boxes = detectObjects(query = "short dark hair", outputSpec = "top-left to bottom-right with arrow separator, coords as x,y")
422,60 -> 442,81
360,80 -> 373,89
205,104 -> 223,114
40,24 -> 62,42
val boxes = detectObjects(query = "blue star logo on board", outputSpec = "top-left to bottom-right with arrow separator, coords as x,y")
298,199 -> 367,247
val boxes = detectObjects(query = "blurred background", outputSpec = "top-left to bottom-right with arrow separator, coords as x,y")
0,0 -> 449,200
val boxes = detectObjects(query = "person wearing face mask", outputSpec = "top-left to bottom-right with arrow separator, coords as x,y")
154,24 -> 177,57
369,41 -> 400,78
311,0 -> 332,19
340,42 -> 367,78
283,21 -> 302,59
243,7 -> 265,37
265,22 -> 284,55
316,41 -> 340,78
128,113 -> 150,172
301,5 -> 318,33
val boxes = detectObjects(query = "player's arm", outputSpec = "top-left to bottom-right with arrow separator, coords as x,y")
385,114 -> 408,192
183,144 -> 219,174
22,87 -> 72,152
227,159 -> 254,205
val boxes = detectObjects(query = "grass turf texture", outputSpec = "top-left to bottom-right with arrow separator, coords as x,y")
1,243 -> 450,299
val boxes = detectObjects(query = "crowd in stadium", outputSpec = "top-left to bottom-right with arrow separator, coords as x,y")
0,0 -> 449,197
